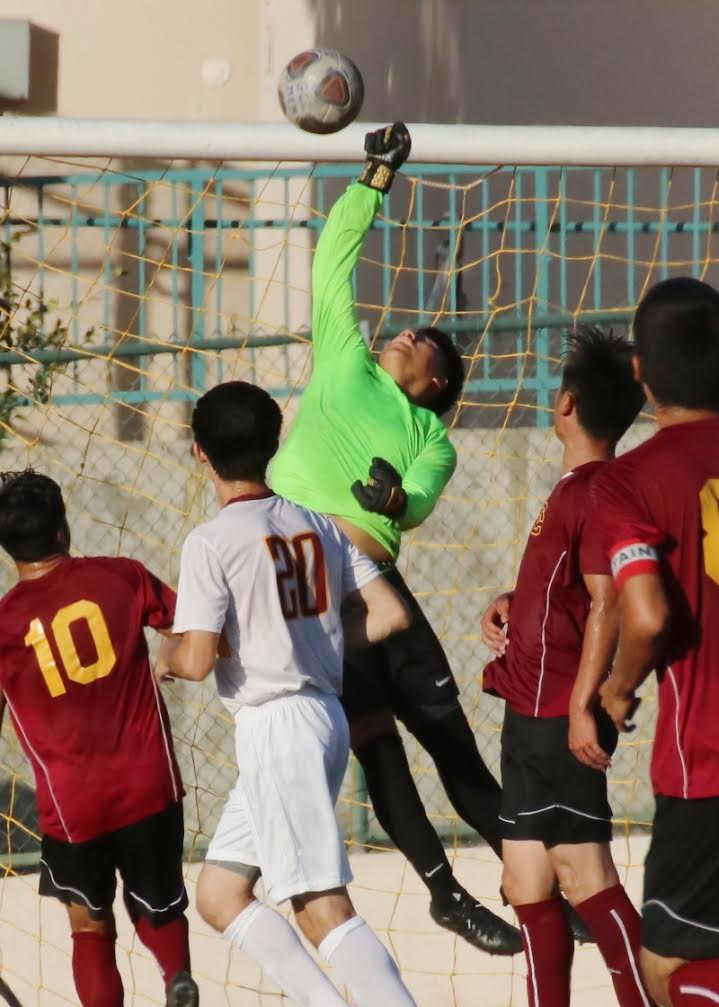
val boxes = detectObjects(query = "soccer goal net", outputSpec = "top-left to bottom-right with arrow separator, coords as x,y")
0,119 -> 714,1006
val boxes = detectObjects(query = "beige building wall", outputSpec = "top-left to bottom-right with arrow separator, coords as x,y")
0,0 -> 317,120
0,0 -> 318,445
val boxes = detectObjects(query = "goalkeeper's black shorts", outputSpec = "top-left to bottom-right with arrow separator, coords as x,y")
341,566 -> 461,725
39,801 -> 188,925
642,794 -> 719,959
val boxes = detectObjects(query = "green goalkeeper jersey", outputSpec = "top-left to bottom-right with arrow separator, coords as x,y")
271,182 -> 456,562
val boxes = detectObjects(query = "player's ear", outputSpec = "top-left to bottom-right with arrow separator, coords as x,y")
557,388 -> 575,417
192,442 -> 209,466
631,354 -> 655,407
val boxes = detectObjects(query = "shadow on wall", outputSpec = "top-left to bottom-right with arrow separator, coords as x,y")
0,22 -> 59,115
309,0 -> 465,124
309,0 -> 719,127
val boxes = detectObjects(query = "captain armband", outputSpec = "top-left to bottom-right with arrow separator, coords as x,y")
609,540 -> 661,589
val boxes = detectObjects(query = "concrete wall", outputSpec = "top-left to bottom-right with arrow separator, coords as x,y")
311,0 -> 719,128
3,0 -> 717,126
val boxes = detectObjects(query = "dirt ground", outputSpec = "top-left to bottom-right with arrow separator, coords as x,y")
0,834 -> 649,1006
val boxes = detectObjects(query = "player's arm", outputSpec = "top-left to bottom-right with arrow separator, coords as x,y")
156,630 -> 220,683
480,592 -> 514,656
599,572 -> 669,732
590,466 -> 668,731
351,430 -> 457,529
340,535 -> 411,648
130,559 -> 178,635
569,573 -> 619,770
342,575 -> 411,650
312,123 -> 411,369
157,532 -> 229,683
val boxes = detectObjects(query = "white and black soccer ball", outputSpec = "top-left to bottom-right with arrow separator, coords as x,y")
278,49 -> 364,135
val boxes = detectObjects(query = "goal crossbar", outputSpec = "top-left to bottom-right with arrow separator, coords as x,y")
1,117 -> 719,166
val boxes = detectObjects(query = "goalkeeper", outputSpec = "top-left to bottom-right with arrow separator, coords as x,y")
271,122 -> 521,955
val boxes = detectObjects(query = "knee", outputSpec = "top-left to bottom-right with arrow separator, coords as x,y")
68,904 -> 116,936
549,845 -> 619,905
501,864 -> 526,908
349,711 -> 398,752
292,890 -> 356,949
551,856 -> 581,904
640,948 -> 682,1007
501,842 -> 558,906
196,866 -> 255,933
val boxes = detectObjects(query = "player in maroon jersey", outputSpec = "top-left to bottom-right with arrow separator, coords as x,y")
593,278 -> 719,1007
0,470 -> 197,1007
481,328 -> 649,1007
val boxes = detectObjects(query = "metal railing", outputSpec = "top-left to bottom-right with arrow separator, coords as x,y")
2,163 -> 716,422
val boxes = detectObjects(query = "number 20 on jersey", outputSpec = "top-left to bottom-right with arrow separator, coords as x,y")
265,532 -> 328,621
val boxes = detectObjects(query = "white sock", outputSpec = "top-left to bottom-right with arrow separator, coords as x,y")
224,901 -> 347,1007
319,916 -> 417,1007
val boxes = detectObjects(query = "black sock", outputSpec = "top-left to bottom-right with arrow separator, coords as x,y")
407,709 -> 503,859
353,731 -> 460,904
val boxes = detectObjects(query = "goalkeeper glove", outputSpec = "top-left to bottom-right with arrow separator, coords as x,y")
351,457 -> 407,517
358,121 -> 412,194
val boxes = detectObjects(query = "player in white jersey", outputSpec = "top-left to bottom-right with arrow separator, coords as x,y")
157,381 -> 417,1007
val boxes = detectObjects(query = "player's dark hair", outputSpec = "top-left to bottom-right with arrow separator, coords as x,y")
561,326 -> 645,444
0,469 -> 70,562
633,276 -> 719,410
417,326 -> 466,416
192,381 -> 283,481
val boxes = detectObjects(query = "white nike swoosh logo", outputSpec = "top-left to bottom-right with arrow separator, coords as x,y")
435,676 -> 451,687
425,864 -> 444,878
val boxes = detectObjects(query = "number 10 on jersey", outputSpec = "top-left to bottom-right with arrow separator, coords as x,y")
25,600 -> 117,698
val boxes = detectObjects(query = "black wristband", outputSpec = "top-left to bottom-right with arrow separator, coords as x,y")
358,160 -> 395,194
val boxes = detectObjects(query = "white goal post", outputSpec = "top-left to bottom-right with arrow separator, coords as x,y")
0,116 -> 719,165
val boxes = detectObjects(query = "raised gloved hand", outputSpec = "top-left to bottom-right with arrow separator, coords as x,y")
351,457 -> 407,517
357,121 -> 412,194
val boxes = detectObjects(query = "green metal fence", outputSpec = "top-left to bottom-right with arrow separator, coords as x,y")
3,163 -> 716,416
2,160 -> 712,865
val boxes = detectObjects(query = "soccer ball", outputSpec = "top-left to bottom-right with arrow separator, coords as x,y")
278,49 -> 364,135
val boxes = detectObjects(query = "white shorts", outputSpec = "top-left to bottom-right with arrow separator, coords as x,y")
206,688 -> 352,904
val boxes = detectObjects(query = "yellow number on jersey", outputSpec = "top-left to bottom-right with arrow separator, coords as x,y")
24,600 -> 118,698
700,479 -> 719,587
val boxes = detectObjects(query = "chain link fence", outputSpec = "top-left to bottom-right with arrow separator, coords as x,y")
1,158 -> 705,866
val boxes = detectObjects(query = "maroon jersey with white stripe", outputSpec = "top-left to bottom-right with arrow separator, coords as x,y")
0,557 -> 182,842
591,417 -> 719,799
483,462 -> 610,717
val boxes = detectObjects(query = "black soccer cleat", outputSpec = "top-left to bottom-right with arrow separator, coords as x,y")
430,891 -> 524,956
563,900 -> 594,945
166,971 -> 199,1007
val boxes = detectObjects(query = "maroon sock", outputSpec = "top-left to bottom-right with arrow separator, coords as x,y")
134,914 -> 191,985
514,898 -> 574,1007
71,932 -> 124,1007
669,959 -> 719,1004
574,884 -> 651,1007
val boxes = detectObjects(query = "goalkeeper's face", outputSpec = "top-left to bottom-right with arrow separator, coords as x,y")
379,329 -> 448,407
